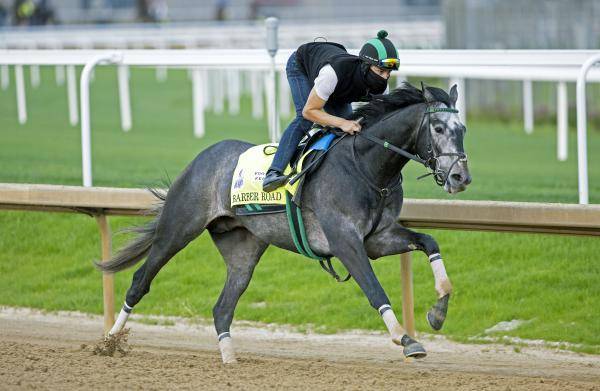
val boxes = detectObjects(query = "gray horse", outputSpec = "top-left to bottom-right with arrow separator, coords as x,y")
97,82 -> 471,363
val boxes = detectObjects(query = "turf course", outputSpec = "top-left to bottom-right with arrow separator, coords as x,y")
0,67 -> 599,353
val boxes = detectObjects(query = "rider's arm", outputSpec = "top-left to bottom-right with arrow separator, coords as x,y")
301,65 -> 361,134
302,89 -> 361,134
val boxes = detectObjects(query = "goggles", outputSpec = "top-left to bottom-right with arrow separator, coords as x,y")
378,58 -> 400,70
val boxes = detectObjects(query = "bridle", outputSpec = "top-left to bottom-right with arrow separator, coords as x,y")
414,106 -> 468,186
354,104 -> 468,189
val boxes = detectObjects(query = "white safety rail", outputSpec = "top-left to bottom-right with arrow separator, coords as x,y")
576,54 -> 600,205
1,49 -> 599,201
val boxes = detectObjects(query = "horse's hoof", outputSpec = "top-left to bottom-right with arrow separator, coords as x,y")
427,293 -> 450,331
218,336 -> 237,364
403,342 -> 427,359
400,335 -> 427,359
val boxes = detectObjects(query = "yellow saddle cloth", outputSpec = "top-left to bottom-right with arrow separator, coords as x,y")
230,144 -> 310,207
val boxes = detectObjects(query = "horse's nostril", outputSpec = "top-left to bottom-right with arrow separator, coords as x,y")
451,173 -> 463,183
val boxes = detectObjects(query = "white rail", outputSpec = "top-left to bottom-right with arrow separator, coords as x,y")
1,49 -> 599,200
576,54 -> 600,205
80,53 -> 123,187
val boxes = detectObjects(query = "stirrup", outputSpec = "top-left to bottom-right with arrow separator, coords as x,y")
262,171 -> 289,192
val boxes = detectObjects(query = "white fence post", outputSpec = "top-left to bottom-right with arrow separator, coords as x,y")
1,64 -> 9,90
265,17 -> 280,141
202,69 -> 211,110
575,54 -> 600,205
192,68 -> 206,138
155,43 -> 168,82
251,71 -> 263,119
53,42 -> 65,86
80,53 -> 122,187
185,40 -> 195,81
30,65 -> 40,88
523,79 -> 534,134
227,70 -> 240,116
213,70 -> 224,115
400,253 -> 415,338
55,65 -> 65,86
15,65 -> 27,124
557,81 -> 568,161
117,65 -> 132,131
156,65 -> 168,82
278,70 -> 290,118
265,66 -> 280,142
67,65 -> 78,126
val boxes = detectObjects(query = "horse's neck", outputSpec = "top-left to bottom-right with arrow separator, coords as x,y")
355,104 -> 425,187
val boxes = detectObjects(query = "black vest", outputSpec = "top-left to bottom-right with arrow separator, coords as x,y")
296,42 -> 371,104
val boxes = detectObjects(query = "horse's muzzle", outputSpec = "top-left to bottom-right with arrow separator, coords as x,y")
444,161 -> 471,194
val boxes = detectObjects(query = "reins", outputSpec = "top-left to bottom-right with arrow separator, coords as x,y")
355,130 -> 427,166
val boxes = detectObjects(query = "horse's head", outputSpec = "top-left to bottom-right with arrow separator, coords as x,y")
349,82 -> 471,194
417,84 -> 471,194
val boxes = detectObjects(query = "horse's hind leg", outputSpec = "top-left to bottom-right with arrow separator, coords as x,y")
109,231 -> 204,335
209,226 -> 267,364
109,194 -> 207,335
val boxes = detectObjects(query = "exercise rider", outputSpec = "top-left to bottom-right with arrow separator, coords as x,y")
262,30 -> 400,192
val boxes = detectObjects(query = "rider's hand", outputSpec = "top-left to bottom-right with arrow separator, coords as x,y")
340,120 -> 362,135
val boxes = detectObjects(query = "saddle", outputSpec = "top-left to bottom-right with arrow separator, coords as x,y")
231,127 -> 339,212
289,126 -> 333,172
229,128 -> 351,282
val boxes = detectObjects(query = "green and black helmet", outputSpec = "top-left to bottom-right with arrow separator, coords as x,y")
359,30 -> 399,70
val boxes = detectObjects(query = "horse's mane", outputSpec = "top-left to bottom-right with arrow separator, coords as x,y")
348,82 -> 453,128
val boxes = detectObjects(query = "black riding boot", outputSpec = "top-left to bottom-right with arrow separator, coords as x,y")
262,169 -> 288,192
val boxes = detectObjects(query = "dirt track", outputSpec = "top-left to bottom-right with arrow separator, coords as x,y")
1,307 -> 599,390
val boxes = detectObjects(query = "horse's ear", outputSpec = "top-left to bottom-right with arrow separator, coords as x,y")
449,84 -> 458,106
421,82 -> 436,103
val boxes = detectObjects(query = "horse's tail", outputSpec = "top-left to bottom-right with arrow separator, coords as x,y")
94,186 -> 168,273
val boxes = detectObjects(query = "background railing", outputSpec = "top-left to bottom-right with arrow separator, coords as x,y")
0,21 -> 443,49
1,48 -> 599,201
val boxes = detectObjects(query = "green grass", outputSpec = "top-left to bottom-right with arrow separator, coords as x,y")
0,67 -> 599,354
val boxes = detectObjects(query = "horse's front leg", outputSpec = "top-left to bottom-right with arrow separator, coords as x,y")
365,223 -> 452,331
318,221 -> 426,358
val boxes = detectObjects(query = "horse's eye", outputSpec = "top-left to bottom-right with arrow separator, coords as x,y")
434,126 -> 444,134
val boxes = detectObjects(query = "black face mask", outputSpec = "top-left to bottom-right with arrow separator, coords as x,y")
364,67 -> 388,95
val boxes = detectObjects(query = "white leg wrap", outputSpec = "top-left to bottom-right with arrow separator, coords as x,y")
108,304 -> 132,336
430,258 -> 452,297
378,305 -> 405,345
218,336 -> 237,364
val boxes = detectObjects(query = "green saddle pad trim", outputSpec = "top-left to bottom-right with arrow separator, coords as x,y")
245,204 -> 262,212
285,192 -> 322,261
